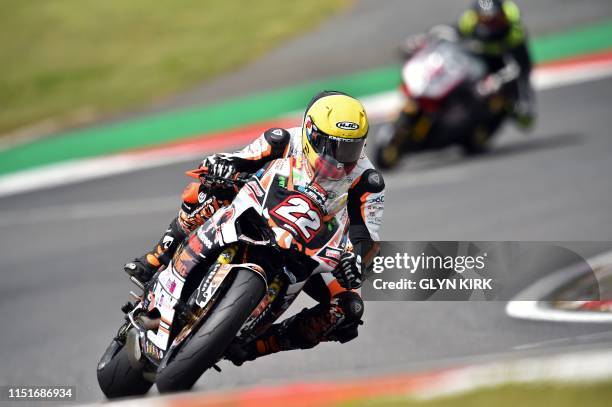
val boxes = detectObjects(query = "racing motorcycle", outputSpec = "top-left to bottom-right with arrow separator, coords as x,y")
374,37 -> 520,170
97,155 -> 352,397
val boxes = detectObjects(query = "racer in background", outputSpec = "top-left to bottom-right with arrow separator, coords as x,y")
402,0 -> 535,129
124,91 -> 385,364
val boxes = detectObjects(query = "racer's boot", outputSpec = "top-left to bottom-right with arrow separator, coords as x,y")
512,77 -> 536,132
512,99 -> 536,131
226,292 -> 364,365
124,183 -> 224,284
124,216 -> 187,284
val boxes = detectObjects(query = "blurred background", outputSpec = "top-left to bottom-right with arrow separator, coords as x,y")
1,0 -> 612,405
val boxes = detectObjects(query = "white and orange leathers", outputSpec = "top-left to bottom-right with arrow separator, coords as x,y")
135,126 -> 384,355
212,127 -> 385,254
148,126 -> 384,304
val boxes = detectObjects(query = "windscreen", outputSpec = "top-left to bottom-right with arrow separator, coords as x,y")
402,40 -> 486,98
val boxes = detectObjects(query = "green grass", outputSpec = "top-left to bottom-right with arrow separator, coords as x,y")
341,381 -> 612,407
0,0 -> 348,135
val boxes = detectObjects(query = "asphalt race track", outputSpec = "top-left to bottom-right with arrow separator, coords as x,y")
1,1 -> 612,403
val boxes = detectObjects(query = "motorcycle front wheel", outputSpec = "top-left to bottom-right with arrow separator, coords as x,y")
155,268 -> 266,393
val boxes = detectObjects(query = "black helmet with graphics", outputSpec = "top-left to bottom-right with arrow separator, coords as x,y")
466,0 -> 513,42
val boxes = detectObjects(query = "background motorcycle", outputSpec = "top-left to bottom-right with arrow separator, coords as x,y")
374,37 -> 520,170
96,158 -> 351,397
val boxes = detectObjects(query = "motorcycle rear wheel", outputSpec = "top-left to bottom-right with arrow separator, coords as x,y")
375,143 -> 401,170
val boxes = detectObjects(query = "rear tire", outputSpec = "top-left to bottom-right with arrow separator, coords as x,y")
156,269 -> 266,393
97,340 -> 153,399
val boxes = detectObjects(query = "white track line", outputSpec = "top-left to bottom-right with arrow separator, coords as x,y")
533,59 -> 612,89
414,348 -> 612,400
506,249 -> 612,323
513,330 -> 612,350
0,196 -> 178,228
0,151 -> 206,198
506,302 -> 612,323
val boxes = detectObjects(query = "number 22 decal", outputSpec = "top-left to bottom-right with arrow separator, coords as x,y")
272,196 -> 322,242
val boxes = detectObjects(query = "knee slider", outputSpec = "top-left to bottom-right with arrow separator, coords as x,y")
329,292 -> 364,344
334,291 -> 364,323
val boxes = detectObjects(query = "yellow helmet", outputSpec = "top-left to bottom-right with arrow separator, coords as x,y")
302,91 -> 369,169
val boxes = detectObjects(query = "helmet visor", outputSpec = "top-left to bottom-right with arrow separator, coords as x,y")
479,13 -> 508,28
309,155 -> 350,216
309,127 -> 366,164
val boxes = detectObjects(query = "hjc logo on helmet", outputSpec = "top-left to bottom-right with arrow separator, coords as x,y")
336,121 -> 360,130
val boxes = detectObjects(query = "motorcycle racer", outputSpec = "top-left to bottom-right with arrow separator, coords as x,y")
124,91 -> 385,363
402,0 -> 535,130
459,0 -> 535,128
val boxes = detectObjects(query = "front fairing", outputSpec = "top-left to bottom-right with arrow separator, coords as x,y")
403,40 -> 487,99
230,158 -> 350,273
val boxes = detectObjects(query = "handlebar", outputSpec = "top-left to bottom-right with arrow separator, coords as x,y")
185,167 -> 251,190
476,59 -> 520,97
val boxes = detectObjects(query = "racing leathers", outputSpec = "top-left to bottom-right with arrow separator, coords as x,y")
457,0 -> 535,129
126,126 -> 385,363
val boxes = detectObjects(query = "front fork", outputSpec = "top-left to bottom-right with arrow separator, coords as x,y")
123,245 -> 240,366
172,245 -> 240,344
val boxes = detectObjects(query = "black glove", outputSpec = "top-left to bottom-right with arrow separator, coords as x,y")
202,156 -> 235,179
333,252 -> 363,289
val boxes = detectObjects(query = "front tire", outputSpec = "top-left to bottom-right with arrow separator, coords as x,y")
97,339 -> 153,399
374,123 -> 402,170
156,269 -> 266,393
